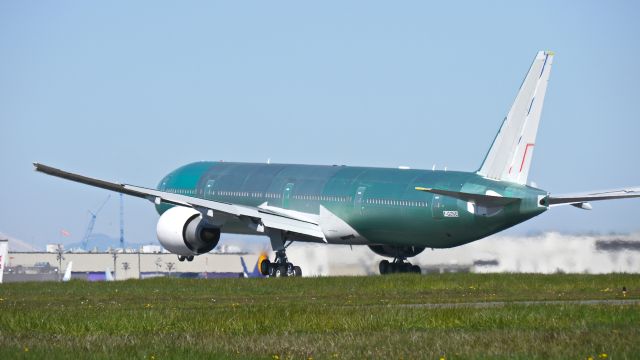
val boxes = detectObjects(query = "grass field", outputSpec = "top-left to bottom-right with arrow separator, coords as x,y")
1,273 -> 639,359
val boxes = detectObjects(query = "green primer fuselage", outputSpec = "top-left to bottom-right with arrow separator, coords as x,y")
156,162 -> 547,248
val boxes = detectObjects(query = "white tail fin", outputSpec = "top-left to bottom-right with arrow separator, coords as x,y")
62,261 -> 73,282
105,267 -> 114,281
477,51 -> 554,184
0,239 -> 7,284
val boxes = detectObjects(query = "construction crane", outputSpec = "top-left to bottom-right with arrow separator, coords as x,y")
80,195 -> 111,251
119,193 -> 125,249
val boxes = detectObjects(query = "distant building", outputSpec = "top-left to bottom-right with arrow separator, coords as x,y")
3,251 -> 251,282
46,244 -> 63,253
141,245 -> 163,253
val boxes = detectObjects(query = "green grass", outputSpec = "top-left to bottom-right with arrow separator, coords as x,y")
1,273 -> 639,359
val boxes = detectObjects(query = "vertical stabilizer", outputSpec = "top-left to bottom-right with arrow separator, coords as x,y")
62,261 -> 73,282
105,268 -> 114,281
477,51 -> 554,184
240,257 -> 250,277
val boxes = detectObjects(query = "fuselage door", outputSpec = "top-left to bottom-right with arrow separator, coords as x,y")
431,195 -> 444,219
283,182 -> 294,209
204,179 -> 216,199
431,194 -> 458,220
354,186 -> 366,215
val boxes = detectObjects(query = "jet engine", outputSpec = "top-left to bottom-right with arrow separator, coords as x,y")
368,245 -> 425,258
156,206 -> 220,256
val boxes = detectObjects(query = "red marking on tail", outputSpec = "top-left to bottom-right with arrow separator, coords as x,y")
519,143 -> 535,172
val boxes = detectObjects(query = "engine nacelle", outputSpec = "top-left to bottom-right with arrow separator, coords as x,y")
156,207 -> 220,256
368,245 -> 426,259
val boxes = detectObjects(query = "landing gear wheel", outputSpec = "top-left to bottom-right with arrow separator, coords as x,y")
275,265 -> 288,277
178,256 -> 186,262
293,266 -> 302,277
259,259 -> 271,276
268,263 -> 277,277
379,258 -> 420,275
379,260 -> 390,275
186,255 -> 194,262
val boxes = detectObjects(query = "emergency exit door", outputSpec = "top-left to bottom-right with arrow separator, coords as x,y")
282,183 -> 294,209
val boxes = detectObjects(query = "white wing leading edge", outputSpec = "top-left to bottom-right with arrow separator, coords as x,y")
33,163 -> 326,241
543,187 -> 640,210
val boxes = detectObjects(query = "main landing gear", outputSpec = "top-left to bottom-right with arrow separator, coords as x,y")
259,230 -> 303,277
177,255 -> 194,262
259,250 -> 302,277
379,257 -> 421,275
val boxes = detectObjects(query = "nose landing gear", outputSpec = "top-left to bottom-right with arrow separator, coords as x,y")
379,258 -> 421,275
177,255 -> 195,262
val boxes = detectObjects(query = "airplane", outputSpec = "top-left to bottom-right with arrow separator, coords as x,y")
105,268 -> 114,282
0,239 -> 7,283
240,252 -> 268,278
62,261 -> 73,282
34,51 -> 640,277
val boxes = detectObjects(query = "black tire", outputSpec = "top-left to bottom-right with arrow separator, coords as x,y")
389,263 -> 399,274
276,265 -> 288,277
379,260 -> 390,275
260,259 -> 271,276
187,256 -> 194,262
268,263 -> 277,277
178,256 -> 185,262
401,263 -> 412,273
411,265 -> 421,274
293,266 -> 302,277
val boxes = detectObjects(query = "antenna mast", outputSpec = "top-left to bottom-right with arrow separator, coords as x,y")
119,193 -> 125,249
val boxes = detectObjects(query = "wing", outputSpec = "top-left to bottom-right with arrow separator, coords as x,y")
544,187 -> 640,209
33,163 -> 326,242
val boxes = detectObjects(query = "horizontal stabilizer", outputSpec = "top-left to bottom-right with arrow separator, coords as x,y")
415,187 -> 521,206
544,187 -> 640,207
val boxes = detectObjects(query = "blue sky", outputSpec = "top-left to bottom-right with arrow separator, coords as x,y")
1,1 -> 639,249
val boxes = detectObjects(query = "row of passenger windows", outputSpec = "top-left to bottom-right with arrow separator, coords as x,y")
165,189 -> 427,207
365,199 -> 427,207
167,188 -> 195,195
292,195 -> 351,202
166,188 -> 427,207
218,191 -> 284,199
214,192 -> 426,206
